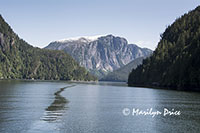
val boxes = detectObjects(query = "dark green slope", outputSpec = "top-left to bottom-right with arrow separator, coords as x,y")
0,15 -> 96,81
128,6 -> 200,91
100,57 -> 144,82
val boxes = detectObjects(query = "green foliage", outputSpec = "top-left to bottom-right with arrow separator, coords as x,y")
128,6 -> 200,90
0,15 -> 97,81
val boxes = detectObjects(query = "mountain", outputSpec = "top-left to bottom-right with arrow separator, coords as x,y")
128,6 -> 200,91
0,15 -> 96,81
45,35 -> 152,78
100,57 -> 145,82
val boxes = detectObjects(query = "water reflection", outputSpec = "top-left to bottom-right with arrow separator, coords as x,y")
41,85 -> 75,122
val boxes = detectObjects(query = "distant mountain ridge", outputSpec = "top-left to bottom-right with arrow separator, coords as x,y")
100,57 -> 146,82
45,35 -> 152,78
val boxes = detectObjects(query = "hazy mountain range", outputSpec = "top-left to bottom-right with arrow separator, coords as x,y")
100,57 -> 146,82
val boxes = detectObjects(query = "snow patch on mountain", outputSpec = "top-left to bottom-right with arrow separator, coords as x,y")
56,35 -> 103,43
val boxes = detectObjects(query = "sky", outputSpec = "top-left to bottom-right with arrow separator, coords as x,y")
0,0 -> 199,50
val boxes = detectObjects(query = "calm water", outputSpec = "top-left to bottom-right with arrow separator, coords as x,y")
0,80 -> 200,133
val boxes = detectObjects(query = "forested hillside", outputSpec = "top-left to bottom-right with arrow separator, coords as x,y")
0,15 -> 96,81
128,6 -> 200,91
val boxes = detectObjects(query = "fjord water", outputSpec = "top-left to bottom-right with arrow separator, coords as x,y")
0,81 -> 200,132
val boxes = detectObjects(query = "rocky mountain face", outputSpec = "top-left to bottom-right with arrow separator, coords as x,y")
45,35 -> 152,78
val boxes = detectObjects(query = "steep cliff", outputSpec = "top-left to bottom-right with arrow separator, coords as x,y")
46,35 -> 152,78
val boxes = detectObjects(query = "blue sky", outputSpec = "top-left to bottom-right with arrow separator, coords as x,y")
0,0 -> 199,50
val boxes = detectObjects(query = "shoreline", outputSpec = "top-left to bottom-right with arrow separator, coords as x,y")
128,84 -> 200,92
0,78 -> 98,83
2,78 -> 199,92
0,78 -> 128,87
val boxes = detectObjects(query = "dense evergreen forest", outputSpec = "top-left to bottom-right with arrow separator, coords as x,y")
128,6 -> 200,91
0,15 -> 97,81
